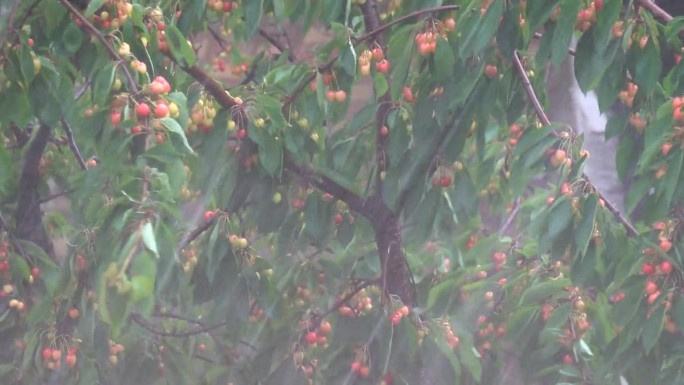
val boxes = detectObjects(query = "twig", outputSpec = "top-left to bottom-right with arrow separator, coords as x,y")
259,27 -> 296,62
60,118 -> 87,170
303,278 -> 379,334
637,0 -> 673,23
351,4 -> 461,44
499,198 -> 522,237
39,188 -> 75,204
360,0 -> 393,198
207,25 -> 228,51
532,32 -> 575,56
57,0 -> 139,95
130,313 -> 228,337
512,50 -> 639,238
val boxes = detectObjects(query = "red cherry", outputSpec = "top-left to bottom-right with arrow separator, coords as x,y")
645,280 -> 658,295
131,125 -> 143,135
137,102 -> 151,117
485,64 -> 498,79
66,354 -> 77,367
154,102 -> 169,117
305,331 -> 317,345
334,213 -> 344,225
642,262 -> 655,275
440,175 -> 452,187
661,260 -> 673,275
31,267 -> 40,279
235,128 -> 247,139
110,111 -> 122,126
375,59 -> 390,74
371,47 -> 384,61
660,240 -> 673,252
562,354 -> 574,365
42,348 -> 52,361
594,0 -> 603,11
351,361 -> 361,373
358,366 -> 369,377
380,125 -> 389,137
204,210 -> 215,221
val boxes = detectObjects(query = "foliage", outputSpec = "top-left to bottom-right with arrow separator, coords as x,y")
0,0 -> 683,384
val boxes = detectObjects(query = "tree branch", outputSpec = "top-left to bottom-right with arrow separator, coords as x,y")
130,312 -> 228,337
512,50 -> 639,238
637,0 -> 673,22
351,4 -> 460,44
16,121 -> 53,256
57,0 -> 139,95
60,118 -> 87,170
259,27 -> 296,62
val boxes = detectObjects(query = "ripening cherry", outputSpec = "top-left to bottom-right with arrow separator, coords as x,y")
661,260 -> 673,275
326,89 -> 337,102
660,240 -> 673,252
204,210 -> 215,221
644,280 -> 658,295
662,142 -> 673,155
403,86 -> 414,102
137,102 -> 151,117
335,90 -> 347,102
154,102 -> 169,117
642,262 -> 655,275
484,64 -> 498,79
440,175 -> 452,187
304,331 -> 317,345
380,125 -> 389,137
351,361 -> 361,373
66,354 -> 77,367
372,47 -> 384,61
42,348 -> 52,361
358,366 -> 369,378
110,111 -> 122,126
375,59 -> 390,74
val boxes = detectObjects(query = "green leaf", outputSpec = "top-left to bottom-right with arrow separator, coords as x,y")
130,275 -> 154,303
244,0 -> 264,40
93,62 -> 116,107
552,0 -> 582,68
141,221 -> 159,258
641,304 -> 665,354
165,25 -> 197,67
434,37 -> 455,80
461,0 -> 505,57
160,117 -> 194,154
574,194 -> 598,257
84,0 -> 107,17
61,23 -> 84,54
520,278 -> 572,305
373,72 -> 389,99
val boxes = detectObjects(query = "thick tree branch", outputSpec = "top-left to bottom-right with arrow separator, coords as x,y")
16,121 -> 53,256
512,50 -> 639,238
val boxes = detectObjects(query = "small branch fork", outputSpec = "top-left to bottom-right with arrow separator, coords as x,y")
511,51 -> 639,238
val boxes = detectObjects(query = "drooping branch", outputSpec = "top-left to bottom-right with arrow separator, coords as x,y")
130,312 -> 229,337
351,4 -> 460,44
57,0 -> 139,95
60,118 -> 87,170
512,50 -> 639,238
